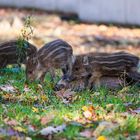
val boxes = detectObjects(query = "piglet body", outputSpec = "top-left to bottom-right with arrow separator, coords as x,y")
26,39 -> 73,82
0,40 -> 37,68
56,52 -> 140,90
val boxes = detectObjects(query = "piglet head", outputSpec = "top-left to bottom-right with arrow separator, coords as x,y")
54,75 -> 71,91
26,55 -> 39,82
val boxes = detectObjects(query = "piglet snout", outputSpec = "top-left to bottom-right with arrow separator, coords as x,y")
54,84 -> 66,91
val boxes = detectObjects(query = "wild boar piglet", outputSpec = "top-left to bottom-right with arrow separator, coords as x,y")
0,40 -> 37,68
56,51 -> 140,90
26,39 -> 73,82
83,52 -> 140,88
55,76 -> 123,91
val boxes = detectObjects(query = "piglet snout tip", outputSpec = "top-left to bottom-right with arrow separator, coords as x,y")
54,84 -> 65,91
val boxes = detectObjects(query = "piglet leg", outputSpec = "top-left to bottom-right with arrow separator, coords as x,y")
49,68 -> 56,82
87,71 -> 101,89
40,72 -> 47,83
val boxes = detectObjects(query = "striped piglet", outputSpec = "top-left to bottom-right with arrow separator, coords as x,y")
26,39 -> 73,82
0,40 -> 37,68
56,52 -> 140,90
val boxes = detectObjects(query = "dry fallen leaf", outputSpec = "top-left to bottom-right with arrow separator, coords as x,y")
93,121 -> 118,137
55,89 -> 76,104
38,84 -> 43,89
82,105 -> 97,121
82,106 -> 88,111
83,110 -> 93,119
80,129 -> 93,138
2,93 -> 13,100
40,114 -> 55,125
40,124 -> 66,136
129,108 -> 140,114
0,84 -> 17,93
23,85 -> 31,92
132,108 -> 140,114
40,95 -> 48,103
14,126 -> 26,133
4,119 -> 19,126
73,116 -> 91,124
32,107 -> 39,113
27,125 -> 35,132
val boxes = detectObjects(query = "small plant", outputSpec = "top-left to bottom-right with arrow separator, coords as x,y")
16,16 -> 34,66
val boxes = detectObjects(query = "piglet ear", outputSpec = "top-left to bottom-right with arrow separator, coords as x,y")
83,56 -> 89,66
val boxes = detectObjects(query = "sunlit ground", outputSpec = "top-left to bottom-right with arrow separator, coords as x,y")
0,8 -> 140,56
0,69 -> 140,140
0,8 -> 140,140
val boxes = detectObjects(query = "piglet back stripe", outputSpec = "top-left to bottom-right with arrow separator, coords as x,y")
47,46 -> 71,58
93,52 -> 138,61
86,52 -> 139,67
0,40 -> 37,56
38,39 -> 72,59
0,40 -> 17,46
42,48 -> 69,62
94,55 -> 138,61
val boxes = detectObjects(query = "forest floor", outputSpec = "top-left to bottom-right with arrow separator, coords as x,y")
0,69 -> 140,140
0,8 -> 140,140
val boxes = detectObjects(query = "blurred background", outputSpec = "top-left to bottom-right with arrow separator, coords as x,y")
0,0 -> 140,55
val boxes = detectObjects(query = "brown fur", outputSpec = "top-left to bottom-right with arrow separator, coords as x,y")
0,40 -> 37,68
56,77 -> 123,91
56,51 -> 140,90
72,52 -> 139,88
26,39 -> 73,82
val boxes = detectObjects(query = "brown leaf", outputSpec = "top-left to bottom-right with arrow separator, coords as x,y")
0,84 -> 17,93
80,129 -> 93,138
55,89 -> 76,104
40,124 -> 66,136
24,84 -> 31,92
129,108 -> 140,114
27,125 -> 35,132
4,119 -> 19,126
93,121 -> 118,137
40,114 -> 55,125
83,110 -> 93,119
82,105 -> 98,121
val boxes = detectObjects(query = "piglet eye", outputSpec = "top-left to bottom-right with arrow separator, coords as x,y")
75,67 -> 79,71
28,71 -> 32,74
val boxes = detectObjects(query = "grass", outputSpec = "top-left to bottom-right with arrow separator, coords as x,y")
0,68 -> 140,140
